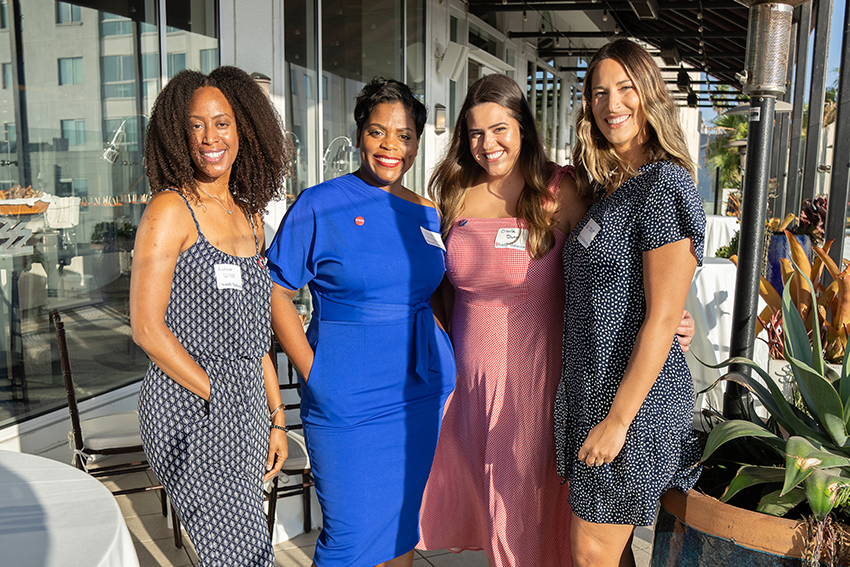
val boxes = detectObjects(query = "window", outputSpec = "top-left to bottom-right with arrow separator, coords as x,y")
60,119 -> 86,146
200,49 -> 218,74
167,52 -> 186,78
57,2 -> 82,24
102,55 -> 134,98
0,1 -> 7,30
2,63 -> 10,89
101,13 -> 132,36
72,178 -> 88,196
58,57 -> 83,85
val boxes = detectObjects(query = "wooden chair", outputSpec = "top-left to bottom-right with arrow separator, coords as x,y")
265,338 -> 314,538
52,309 -> 183,548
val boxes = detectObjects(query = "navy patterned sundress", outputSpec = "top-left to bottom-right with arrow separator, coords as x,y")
554,161 -> 705,526
138,192 -> 274,566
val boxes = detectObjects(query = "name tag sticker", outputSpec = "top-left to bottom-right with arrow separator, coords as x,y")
494,228 -> 528,250
421,227 -> 446,250
214,264 -> 243,290
577,219 -> 601,249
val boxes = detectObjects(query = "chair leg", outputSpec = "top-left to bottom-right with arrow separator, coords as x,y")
302,473 -> 311,534
160,490 -> 168,517
267,476 -> 278,538
171,502 -> 183,549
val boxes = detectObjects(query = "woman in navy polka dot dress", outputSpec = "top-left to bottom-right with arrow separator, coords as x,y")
554,39 -> 705,567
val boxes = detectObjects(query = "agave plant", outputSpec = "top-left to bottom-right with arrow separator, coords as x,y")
702,262 -> 850,563
743,230 -> 850,364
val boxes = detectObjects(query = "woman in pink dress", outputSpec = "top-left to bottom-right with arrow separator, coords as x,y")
417,74 -> 694,567
416,74 -> 585,566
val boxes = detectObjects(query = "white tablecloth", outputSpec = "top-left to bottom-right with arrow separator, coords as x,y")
704,214 -> 739,258
684,257 -> 769,426
0,450 -> 139,567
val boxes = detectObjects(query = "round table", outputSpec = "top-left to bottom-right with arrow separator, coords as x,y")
0,449 -> 140,567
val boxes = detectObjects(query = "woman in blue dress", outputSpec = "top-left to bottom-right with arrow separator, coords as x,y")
265,78 -> 456,567
554,39 -> 705,567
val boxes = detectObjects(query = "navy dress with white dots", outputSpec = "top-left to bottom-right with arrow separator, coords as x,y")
555,160 -> 705,526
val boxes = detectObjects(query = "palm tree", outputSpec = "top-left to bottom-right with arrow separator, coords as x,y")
705,112 -> 748,190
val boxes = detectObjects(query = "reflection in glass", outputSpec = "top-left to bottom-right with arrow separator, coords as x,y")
0,0 -> 218,429
321,0 -> 402,184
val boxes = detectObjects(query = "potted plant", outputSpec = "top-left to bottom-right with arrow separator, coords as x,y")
766,198 -> 827,295
652,261 -> 850,566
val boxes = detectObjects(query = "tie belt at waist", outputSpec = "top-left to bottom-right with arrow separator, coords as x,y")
316,294 -> 436,384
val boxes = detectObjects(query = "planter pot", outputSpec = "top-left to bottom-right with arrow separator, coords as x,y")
651,489 -> 850,566
765,233 -> 812,296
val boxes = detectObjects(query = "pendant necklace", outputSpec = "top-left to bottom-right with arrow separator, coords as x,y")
199,186 -> 235,215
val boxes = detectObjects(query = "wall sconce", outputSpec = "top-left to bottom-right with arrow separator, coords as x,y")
250,72 -> 271,97
434,104 -> 446,135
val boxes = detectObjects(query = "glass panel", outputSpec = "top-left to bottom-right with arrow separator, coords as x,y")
405,0 -> 425,196
0,0 -> 216,429
468,23 -> 499,58
165,0 -> 217,78
320,0 -> 402,183
284,0 -> 319,200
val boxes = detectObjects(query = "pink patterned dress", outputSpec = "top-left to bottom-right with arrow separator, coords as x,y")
417,165 -> 573,566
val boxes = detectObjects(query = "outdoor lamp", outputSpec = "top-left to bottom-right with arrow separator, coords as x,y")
434,104 -> 446,135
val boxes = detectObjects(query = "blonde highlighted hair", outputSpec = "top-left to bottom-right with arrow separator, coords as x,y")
573,39 -> 696,202
428,74 -> 556,258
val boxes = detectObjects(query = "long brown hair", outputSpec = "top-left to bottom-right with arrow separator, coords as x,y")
429,74 -> 555,258
573,39 -> 696,202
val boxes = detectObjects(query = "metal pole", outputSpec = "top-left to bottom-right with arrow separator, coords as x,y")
714,167 -> 722,215
785,2 -> 812,217
801,0 -> 834,203
724,97 -> 777,418
723,1 -> 794,419
825,1 -> 850,269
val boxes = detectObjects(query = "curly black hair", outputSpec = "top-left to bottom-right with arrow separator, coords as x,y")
353,77 -> 427,138
144,66 -> 293,216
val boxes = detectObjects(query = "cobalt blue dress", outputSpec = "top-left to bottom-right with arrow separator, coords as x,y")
265,173 -> 457,566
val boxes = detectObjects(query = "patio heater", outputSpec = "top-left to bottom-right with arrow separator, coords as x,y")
722,1 -> 802,419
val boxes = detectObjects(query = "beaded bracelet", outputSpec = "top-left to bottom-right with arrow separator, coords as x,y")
269,402 -> 286,422
271,424 -> 290,433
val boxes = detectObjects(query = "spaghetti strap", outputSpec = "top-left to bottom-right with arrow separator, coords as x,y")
163,188 -> 203,237
248,214 -> 260,255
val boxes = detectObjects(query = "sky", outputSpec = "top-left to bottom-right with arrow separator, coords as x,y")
700,2 -> 845,126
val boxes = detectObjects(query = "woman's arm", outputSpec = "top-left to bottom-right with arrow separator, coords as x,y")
270,283 -> 315,381
554,170 -> 588,234
130,192 -> 212,400
255,215 -> 289,481
262,349 -> 288,481
577,237 -> 698,466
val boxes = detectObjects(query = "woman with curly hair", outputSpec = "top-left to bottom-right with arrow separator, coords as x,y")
555,39 -> 704,567
131,66 -> 293,567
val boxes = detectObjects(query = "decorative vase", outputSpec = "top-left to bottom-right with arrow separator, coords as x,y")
651,489 -> 850,566
765,233 -> 812,296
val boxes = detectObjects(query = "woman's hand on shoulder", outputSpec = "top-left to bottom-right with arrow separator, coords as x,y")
554,170 -> 588,234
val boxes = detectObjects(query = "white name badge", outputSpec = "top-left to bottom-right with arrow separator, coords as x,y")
495,227 -> 528,250
577,219 -> 601,249
214,264 -> 243,290
421,227 -> 446,250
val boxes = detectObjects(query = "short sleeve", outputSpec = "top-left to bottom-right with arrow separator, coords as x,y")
637,163 -> 706,266
265,190 -> 319,290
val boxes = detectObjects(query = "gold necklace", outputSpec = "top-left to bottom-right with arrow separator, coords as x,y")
198,186 -> 235,215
